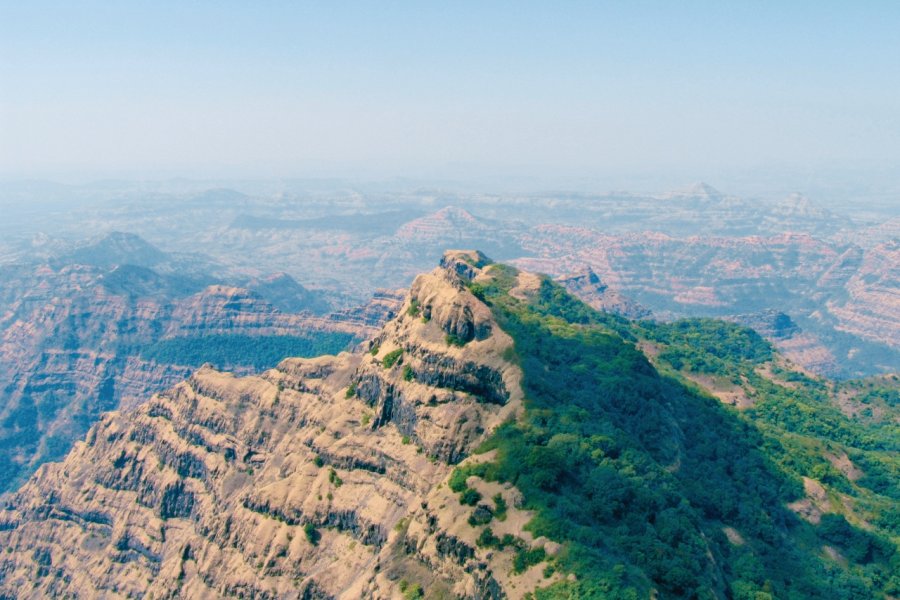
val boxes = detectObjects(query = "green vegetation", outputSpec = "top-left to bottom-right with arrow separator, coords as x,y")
476,527 -> 520,550
407,299 -> 421,317
473,525 -> 546,574
514,546 -> 547,574
818,513 -> 893,564
445,333 -> 469,347
345,382 -> 357,398
140,333 -> 357,370
492,493 -> 507,521
459,488 -> 482,506
303,522 -> 320,546
857,388 -> 899,407
457,266 -> 898,599
399,579 -> 424,599
643,318 -> 772,375
467,505 -> 494,526
382,348 -> 403,368
448,467 -> 471,493
328,468 -> 343,487
402,364 -> 414,381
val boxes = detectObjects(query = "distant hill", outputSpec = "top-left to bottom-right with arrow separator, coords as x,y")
61,231 -> 170,269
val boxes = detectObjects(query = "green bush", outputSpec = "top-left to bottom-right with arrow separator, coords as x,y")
328,468 -> 342,487
476,527 -> 500,548
492,493 -> 508,521
382,348 -> 403,369
303,523 -> 320,545
449,469 -> 469,493
459,488 -> 482,506
513,546 -> 546,573
445,333 -> 469,347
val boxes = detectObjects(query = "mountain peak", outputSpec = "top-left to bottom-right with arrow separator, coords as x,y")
395,206 -> 491,242
772,192 -> 830,218
557,265 -> 652,319
664,181 -> 725,201
0,252 -> 529,598
688,181 -> 723,198
439,249 -> 493,281
557,265 -> 602,287
63,231 -> 169,269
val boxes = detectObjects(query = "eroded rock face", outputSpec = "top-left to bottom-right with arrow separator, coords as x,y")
558,266 -> 651,320
0,262 -> 393,493
0,253 -> 547,599
411,256 -> 494,344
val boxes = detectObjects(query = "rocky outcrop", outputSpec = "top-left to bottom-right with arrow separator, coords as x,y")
558,266 -> 651,319
327,289 -> 404,330
728,309 -> 801,340
0,260 -> 388,493
0,253 -> 554,599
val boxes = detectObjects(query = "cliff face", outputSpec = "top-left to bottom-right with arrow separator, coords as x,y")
824,240 -> 900,349
0,252 -> 552,599
0,261 -> 392,493
557,266 -> 651,320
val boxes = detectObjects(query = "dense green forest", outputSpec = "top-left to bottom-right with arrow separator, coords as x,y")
455,263 -> 898,599
140,332 -> 358,371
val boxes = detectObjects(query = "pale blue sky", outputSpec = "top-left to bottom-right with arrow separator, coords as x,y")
1,2 -> 899,184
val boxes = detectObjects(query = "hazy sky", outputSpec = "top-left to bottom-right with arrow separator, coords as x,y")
2,2 -> 899,182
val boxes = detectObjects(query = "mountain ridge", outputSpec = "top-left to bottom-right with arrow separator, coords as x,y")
0,251 -> 896,599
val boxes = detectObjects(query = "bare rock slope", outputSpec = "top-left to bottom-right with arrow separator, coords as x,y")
0,251 -> 554,599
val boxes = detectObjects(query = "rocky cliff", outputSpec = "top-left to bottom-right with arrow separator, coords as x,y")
557,266 -> 651,319
0,251 -> 555,599
0,258 -> 393,493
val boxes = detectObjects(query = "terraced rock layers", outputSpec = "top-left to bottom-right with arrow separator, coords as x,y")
0,252 -> 556,599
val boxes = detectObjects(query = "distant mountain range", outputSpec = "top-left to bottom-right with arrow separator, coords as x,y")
2,184 -> 896,370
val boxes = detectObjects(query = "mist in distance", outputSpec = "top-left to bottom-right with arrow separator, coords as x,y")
2,2 -> 900,204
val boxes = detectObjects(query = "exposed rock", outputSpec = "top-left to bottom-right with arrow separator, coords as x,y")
0,252 -> 550,599
0,260 -> 394,492
558,266 -> 651,319
728,309 -> 801,340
